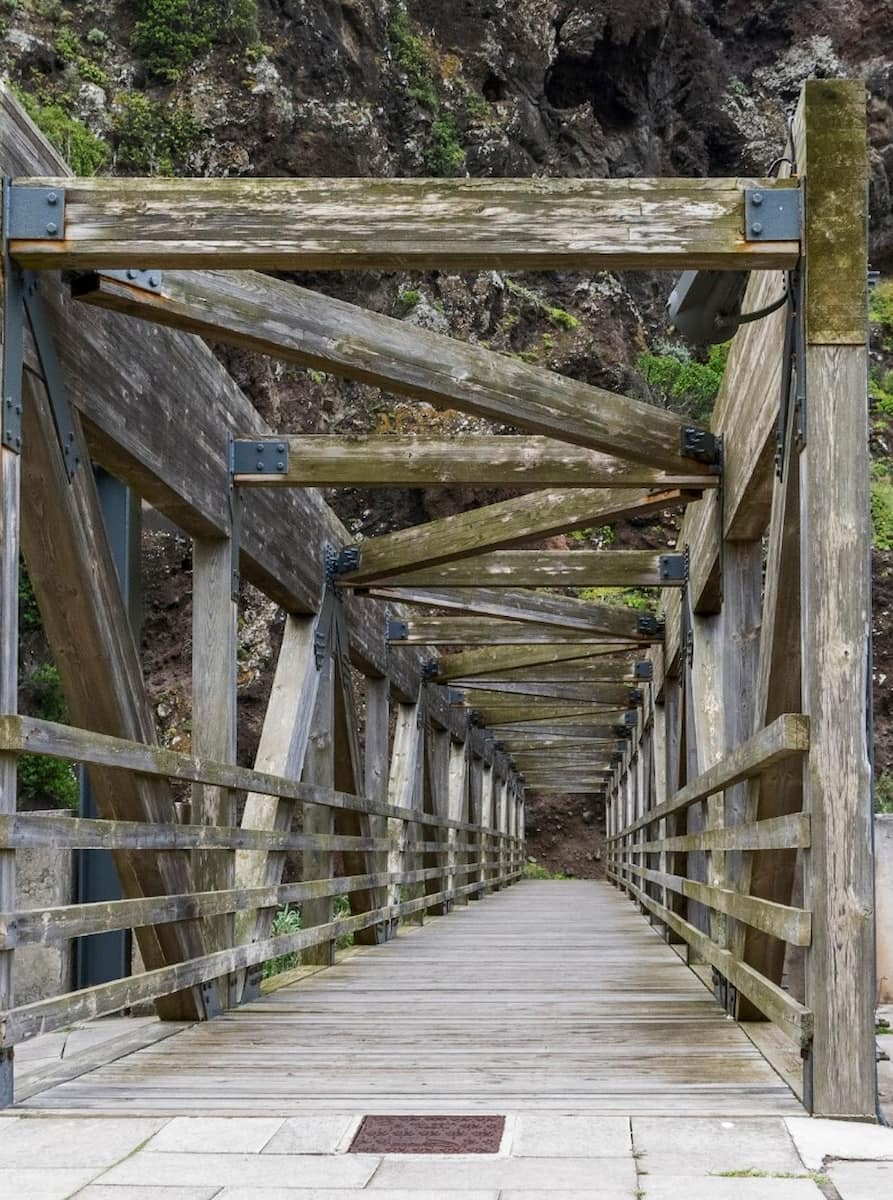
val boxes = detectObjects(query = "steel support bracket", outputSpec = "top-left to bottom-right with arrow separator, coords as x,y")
313,584 -> 338,670
634,661 -> 654,682
659,548 -> 689,584
421,658 -> 439,681
226,436 -> 242,599
680,426 -> 721,469
637,613 -> 665,637
98,268 -> 163,292
21,272 -> 81,480
744,186 -> 802,242
627,688 -> 644,706
1,260 -> 23,453
6,184 -> 66,240
231,438 -> 289,476
386,618 -> 409,641
623,710 -> 639,727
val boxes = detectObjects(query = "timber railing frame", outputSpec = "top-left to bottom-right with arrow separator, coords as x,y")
0,79 -> 877,1121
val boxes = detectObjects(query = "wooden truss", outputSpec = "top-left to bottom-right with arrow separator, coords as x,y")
0,80 -> 875,1120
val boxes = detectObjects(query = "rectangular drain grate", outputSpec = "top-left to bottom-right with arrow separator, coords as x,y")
349,1114 -> 505,1154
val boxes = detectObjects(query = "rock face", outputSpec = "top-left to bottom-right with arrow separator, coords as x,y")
2,3 -> 892,803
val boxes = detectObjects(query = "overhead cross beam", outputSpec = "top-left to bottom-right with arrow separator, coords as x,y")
338,490 -> 694,585
17,175 -> 800,271
348,550 -> 686,590
229,436 -> 718,491
74,268 -> 715,476
432,643 -> 642,682
387,617 -> 639,648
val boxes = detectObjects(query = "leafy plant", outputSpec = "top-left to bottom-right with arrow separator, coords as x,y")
871,366 -> 893,418
580,586 -> 655,611
425,116 -> 465,176
524,863 -> 568,880
19,663 -> 78,810
871,462 -> 893,550
389,6 -> 438,108
263,904 -> 302,978
111,93 -> 202,174
876,771 -> 893,814
132,0 -> 259,82
397,289 -> 422,309
16,92 -> 108,175
638,341 -> 730,422
870,278 -> 893,351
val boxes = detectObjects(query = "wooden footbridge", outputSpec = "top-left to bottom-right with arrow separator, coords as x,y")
0,80 -> 878,1122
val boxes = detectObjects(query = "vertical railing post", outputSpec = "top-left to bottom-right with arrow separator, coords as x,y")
364,675 -> 390,934
794,79 -> 875,1118
302,657 -> 336,965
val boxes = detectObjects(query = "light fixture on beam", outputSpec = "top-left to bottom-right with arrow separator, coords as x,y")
667,271 -> 787,345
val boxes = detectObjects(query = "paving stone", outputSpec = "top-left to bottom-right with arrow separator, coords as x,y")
785,1117 -> 893,1169
368,1155 -> 637,1190
95,1150 -> 379,1189
632,1118 -> 802,1176
74,1188 -> 220,1200
640,1178 -> 823,1199
828,1159 -> 893,1200
511,1114 -> 631,1157
0,1167 -> 101,1199
147,1117 -> 285,1153
262,1115 -> 359,1154
0,1116 -> 166,1168
218,1191 -> 499,1200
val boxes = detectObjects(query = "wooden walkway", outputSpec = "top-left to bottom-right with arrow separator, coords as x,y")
18,881 -> 803,1117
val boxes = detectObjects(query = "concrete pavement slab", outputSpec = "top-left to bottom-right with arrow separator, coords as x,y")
95,1150 -> 379,1190
146,1117 -> 285,1153
218,1191 -> 500,1200
510,1114 -> 631,1157
0,1116 -> 166,1167
785,1117 -> 893,1169
828,1159 -> 893,1199
367,1155 -> 637,1190
0,1166 -> 101,1199
261,1115 -> 359,1154
73,1188 -> 220,1200
640,1178 -> 823,1199
631,1118 -> 802,1176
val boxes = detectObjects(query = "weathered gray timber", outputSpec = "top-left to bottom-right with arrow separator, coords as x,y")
388,617 -> 638,647
15,175 -> 799,270
0,446 -> 18,1103
342,489 -> 690,584
351,550 -> 674,589
230,435 -> 719,489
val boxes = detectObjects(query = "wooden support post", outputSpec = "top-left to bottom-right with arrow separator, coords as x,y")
468,753 -> 483,900
191,536 -> 237,1007
302,658 -> 335,965
794,80 -> 875,1119
0,444 -> 20,1105
447,739 -> 468,906
386,700 -> 422,935
480,761 -> 494,894
234,614 -> 320,996
364,676 -> 390,936
425,727 -> 451,916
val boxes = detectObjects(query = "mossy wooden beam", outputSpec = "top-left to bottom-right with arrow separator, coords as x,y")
455,682 -> 635,705
76,269 -> 715,477
454,660 -> 643,683
341,487 -> 692,585
231,436 -> 719,490
349,550 -> 674,590
17,175 -> 799,270
433,643 -> 639,682
388,617 -> 639,648
373,586 -> 655,641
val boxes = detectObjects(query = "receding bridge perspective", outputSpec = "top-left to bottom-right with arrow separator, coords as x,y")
0,76 -> 886,1198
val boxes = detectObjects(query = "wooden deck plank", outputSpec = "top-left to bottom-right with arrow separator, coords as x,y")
16,881 -> 803,1117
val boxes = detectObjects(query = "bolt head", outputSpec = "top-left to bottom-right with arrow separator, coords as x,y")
752,192 -> 763,205
149,274 -> 159,287
127,269 -> 137,280
47,192 -> 57,204
751,221 -> 763,235
45,222 -> 57,235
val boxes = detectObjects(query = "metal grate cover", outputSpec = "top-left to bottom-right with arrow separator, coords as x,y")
349,1114 -> 505,1154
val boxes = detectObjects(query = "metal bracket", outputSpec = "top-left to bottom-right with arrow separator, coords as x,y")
386,618 -> 409,641
241,963 -> 263,1004
421,658 -> 439,681
199,978 -> 223,1020
21,272 -> 81,480
447,688 -> 464,705
98,268 -> 163,292
634,661 -> 653,682
468,709 -> 482,727
659,548 -> 689,584
637,613 -> 665,638
627,688 -> 644,706
680,426 -> 721,469
226,436 -> 242,599
1,257 -> 24,452
7,184 -> 66,240
231,438 -> 289,476
613,725 -> 632,739
623,710 -> 639,727
611,751 -> 624,765
744,186 -> 802,242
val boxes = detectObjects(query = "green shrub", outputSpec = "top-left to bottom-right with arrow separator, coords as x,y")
389,7 -> 438,108
17,93 -> 108,175
19,563 -> 43,633
871,463 -> 893,550
132,0 -> 259,82
19,663 -> 78,810
263,904 -> 302,978
111,93 -> 202,174
876,771 -> 893,814
524,863 -> 568,880
579,586 -> 655,611
871,366 -> 893,418
870,279 -> 893,351
638,341 -> 730,423
425,116 -> 465,176
397,289 -> 422,309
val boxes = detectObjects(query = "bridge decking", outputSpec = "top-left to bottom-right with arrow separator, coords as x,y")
18,881 -> 803,1117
